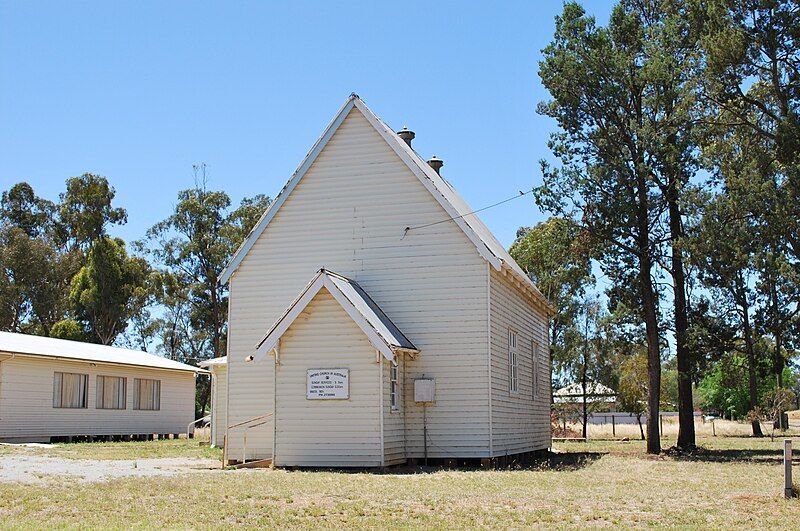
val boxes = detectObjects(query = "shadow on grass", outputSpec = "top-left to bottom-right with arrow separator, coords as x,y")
664,445 -> 795,464
280,451 -> 606,475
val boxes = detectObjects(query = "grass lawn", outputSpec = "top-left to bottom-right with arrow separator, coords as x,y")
1,436 -> 798,528
0,438 -> 221,461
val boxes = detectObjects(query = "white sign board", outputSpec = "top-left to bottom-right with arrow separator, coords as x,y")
307,369 -> 349,400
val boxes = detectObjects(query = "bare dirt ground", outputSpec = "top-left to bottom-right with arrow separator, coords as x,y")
0,453 -> 220,483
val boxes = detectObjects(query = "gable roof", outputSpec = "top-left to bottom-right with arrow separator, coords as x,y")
0,331 -> 207,374
252,269 -> 418,364
220,94 -> 555,316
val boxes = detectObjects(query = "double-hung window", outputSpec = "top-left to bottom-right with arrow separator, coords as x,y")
53,372 -> 88,408
532,341 -> 540,399
133,378 -> 161,411
390,364 -> 400,411
97,375 -> 126,409
508,329 -> 519,394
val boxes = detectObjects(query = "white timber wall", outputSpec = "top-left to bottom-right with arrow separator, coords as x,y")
489,268 -> 552,455
210,363 -> 227,447
227,107 -> 490,460
0,354 -> 196,440
274,289 -> 382,467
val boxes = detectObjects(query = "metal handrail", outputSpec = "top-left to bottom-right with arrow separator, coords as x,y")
226,412 -> 273,465
227,413 -> 272,430
186,415 -> 210,442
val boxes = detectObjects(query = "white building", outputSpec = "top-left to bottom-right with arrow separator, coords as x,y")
0,331 -> 205,442
200,356 -> 227,447
220,94 -> 555,467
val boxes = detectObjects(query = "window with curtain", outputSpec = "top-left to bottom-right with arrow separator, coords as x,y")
508,329 -> 518,394
134,378 -> 161,410
96,375 -> 126,409
53,372 -> 88,408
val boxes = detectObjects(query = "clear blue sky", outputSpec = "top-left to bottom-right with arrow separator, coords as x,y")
0,1 -> 614,249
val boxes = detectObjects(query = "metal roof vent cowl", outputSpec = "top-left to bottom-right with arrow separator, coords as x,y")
397,127 -> 415,147
427,155 -> 443,175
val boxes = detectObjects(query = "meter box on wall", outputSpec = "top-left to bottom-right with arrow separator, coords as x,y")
414,378 -> 435,403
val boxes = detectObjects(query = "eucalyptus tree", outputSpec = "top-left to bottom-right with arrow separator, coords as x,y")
57,173 -> 127,252
537,0 -> 704,452
140,167 -> 270,418
698,0 -> 800,395
0,183 -> 78,335
69,236 -> 151,345
688,187 -> 765,435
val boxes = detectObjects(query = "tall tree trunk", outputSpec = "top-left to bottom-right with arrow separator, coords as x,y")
770,281 -> 784,393
667,187 -> 695,450
581,365 -> 588,440
635,171 -> 661,454
737,278 -> 763,437
581,309 -> 589,440
637,413 -> 645,441
641,261 -> 661,454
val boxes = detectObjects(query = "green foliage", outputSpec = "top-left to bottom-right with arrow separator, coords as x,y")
140,176 -> 270,417
58,173 -> 127,251
49,319 -> 91,342
0,183 -> 55,238
69,237 -> 150,345
510,217 -> 593,386
697,355 -> 751,419
537,0 -> 705,452
0,226 -> 79,335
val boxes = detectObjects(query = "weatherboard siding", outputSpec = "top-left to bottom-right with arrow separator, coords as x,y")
489,268 -> 552,455
274,289 -> 382,467
226,106 -> 490,461
209,363 -> 227,447
383,354 -> 405,465
0,354 -> 195,440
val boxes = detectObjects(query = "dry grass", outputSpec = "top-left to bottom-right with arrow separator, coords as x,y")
577,416 -> 800,440
0,436 -> 221,461
0,436 -> 798,528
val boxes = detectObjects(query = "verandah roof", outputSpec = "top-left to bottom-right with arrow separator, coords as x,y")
252,269 -> 418,363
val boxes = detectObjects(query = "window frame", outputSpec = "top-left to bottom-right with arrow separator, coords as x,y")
389,363 -> 400,412
133,378 -> 161,411
532,340 -> 539,400
508,328 -> 519,394
53,372 -> 89,409
96,375 -> 127,410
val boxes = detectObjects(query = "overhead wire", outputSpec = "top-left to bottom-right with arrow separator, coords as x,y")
402,188 -> 534,239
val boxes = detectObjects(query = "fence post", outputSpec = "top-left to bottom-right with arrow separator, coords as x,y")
712,420 -> 716,437
612,414 -> 616,438
785,439 -> 793,499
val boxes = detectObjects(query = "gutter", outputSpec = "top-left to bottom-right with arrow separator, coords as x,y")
0,351 -> 208,375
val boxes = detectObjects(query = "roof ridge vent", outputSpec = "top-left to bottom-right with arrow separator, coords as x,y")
426,155 -> 443,175
397,126 -> 415,147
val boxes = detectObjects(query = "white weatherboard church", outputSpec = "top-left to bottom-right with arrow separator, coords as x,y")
218,94 -> 555,467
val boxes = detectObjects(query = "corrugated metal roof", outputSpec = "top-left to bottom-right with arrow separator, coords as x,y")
253,269 -> 418,363
553,383 -> 616,404
0,331 -> 206,373
199,356 -> 227,368
324,271 -> 417,352
218,94 -> 555,315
